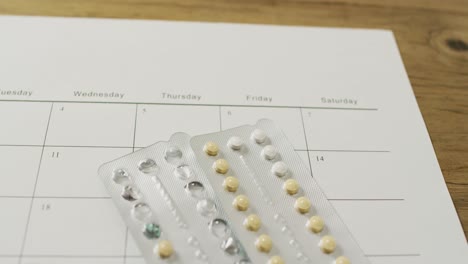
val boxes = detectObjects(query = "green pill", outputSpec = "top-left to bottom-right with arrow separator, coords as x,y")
143,223 -> 161,239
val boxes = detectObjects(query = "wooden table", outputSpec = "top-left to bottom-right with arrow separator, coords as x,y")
1,0 -> 467,237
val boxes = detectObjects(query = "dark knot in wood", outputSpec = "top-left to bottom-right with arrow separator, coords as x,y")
446,39 -> 468,52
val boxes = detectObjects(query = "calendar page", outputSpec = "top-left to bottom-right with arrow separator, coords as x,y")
0,15 -> 466,264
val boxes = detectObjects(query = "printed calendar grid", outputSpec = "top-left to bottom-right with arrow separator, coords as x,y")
0,99 -> 418,264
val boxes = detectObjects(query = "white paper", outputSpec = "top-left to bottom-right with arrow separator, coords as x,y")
0,15 -> 466,264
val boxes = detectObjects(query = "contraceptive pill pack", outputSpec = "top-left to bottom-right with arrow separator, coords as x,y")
99,119 -> 370,264
99,140 -> 249,264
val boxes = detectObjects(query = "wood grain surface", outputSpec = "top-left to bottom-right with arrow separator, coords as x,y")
0,0 -> 467,238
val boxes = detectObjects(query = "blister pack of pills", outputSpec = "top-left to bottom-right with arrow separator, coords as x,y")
190,119 -> 370,264
99,119 -> 370,264
99,140 -> 250,264
171,133 -> 296,264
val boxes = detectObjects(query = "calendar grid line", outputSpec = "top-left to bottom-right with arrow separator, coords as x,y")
365,253 -> 421,257
328,198 -> 405,201
18,102 -> 54,264
0,196 -> 111,199
0,144 -> 134,148
299,108 -> 314,178
304,149 -> 391,153
123,103 -> 139,264
132,104 -> 139,152
218,106 -> 223,131
122,231 -> 129,264
0,99 -> 378,111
